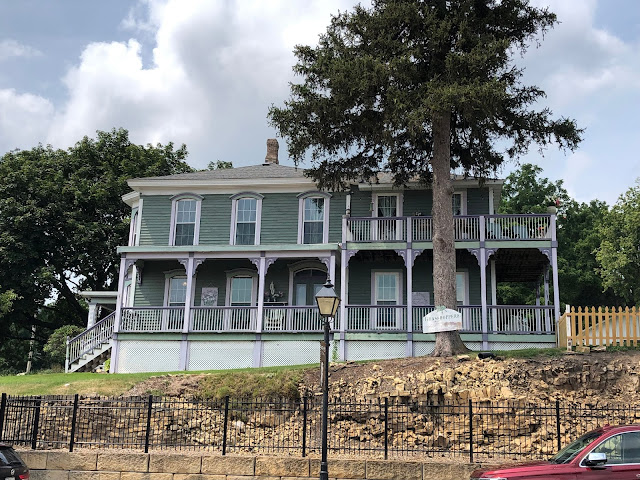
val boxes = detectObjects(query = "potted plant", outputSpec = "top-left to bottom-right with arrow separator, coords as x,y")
545,196 -> 560,214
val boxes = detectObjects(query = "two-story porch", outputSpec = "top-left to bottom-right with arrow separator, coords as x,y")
68,212 -> 558,373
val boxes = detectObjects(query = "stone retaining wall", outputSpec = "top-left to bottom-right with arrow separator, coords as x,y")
18,450 -> 490,480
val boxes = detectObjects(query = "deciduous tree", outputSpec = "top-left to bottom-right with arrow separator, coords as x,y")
269,0 -> 582,355
0,128 -> 192,372
596,183 -> 640,305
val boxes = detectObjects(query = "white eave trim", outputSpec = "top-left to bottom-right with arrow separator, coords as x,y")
122,191 -> 140,207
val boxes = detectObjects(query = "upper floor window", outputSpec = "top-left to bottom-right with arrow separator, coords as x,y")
169,194 -> 203,246
298,191 -> 331,244
452,191 -> 467,215
129,209 -> 139,246
230,192 -> 263,246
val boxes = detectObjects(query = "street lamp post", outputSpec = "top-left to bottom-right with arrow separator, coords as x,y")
315,278 -> 340,480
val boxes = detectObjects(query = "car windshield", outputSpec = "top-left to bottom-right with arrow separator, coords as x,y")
550,430 -> 603,464
0,448 -> 24,467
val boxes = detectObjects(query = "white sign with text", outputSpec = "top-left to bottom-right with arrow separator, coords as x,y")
422,307 -> 463,334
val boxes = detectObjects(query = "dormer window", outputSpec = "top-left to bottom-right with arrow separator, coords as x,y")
298,191 -> 331,244
169,194 -> 203,246
230,192 -> 263,246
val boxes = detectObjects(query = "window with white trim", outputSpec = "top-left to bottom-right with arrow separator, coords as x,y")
452,191 -> 467,215
129,209 -> 139,246
303,197 -> 324,243
298,192 -> 330,244
168,276 -> 188,306
235,198 -> 257,245
175,199 -> 197,246
230,192 -> 262,246
373,271 -> 401,329
169,194 -> 202,246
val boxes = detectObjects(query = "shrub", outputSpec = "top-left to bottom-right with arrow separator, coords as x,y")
43,325 -> 84,366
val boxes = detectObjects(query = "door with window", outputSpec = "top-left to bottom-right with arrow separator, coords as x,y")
374,272 -> 401,329
374,195 -> 400,241
293,269 -> 326,330
165,276 -> 187,330
229,276 -> 254,330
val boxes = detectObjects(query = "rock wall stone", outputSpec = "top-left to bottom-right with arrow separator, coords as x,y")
19,450 -> 492,480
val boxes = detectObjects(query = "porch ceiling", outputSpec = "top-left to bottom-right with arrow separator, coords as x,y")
493,248 -> 548,283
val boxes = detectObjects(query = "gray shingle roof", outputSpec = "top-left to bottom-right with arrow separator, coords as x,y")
135,164 -> 307,181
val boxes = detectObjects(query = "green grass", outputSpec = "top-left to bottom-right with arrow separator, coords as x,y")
490,347 -> 566,358
0,364 -> 315,397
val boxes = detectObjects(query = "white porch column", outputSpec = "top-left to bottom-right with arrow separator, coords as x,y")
405,249 -> 413,357
479,248 -> 489,350
87,303 -> 98,329
339,249 -> 348,361
110,255 -> 129,374
550,215 -> 560,323
253,256 -> 267,367
179,257 -> 195,370
552,247 -> 560,325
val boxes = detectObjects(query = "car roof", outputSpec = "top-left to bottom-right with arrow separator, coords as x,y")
0,443 -> 13,448
600,424 -> 640,434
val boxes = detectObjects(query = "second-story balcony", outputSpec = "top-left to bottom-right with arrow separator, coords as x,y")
345,214 -> 554,244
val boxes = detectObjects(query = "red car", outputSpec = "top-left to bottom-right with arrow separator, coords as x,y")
470,425 -> 640,479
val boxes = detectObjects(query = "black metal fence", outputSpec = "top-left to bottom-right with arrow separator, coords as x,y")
1,393 -> 639,461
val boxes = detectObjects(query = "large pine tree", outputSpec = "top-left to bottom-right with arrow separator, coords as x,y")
269,0 -> 582,355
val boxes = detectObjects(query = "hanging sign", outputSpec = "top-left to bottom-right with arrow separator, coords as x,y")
422,307 -> 462,334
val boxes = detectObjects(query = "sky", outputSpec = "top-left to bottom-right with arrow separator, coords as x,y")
0,0 -> 638,205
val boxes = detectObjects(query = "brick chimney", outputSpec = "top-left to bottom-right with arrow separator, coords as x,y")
264,138 -> 279,165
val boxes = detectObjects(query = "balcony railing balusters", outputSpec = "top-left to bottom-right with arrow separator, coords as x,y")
346,214 -> 553,243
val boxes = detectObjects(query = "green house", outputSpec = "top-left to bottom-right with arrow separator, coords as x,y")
67,139 -> 559,373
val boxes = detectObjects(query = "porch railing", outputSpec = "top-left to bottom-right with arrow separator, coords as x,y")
344,305 -> 408,331
346,214 -> 553,243
66,312 -> 115,368
116,305 -> 555,334
120,307 -> 184,332
489,305 -> 555,334
262,306 -> 324,332
190,306 -> 258,332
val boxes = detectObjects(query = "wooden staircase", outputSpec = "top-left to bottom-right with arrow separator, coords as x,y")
66,312 -> 115,373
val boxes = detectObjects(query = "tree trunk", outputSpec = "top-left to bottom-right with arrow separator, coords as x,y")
431,110 -> 469,356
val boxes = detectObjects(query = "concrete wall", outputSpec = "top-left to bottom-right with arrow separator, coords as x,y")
19,450 -> 491,480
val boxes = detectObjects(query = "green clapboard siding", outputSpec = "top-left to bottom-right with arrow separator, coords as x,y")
261,193 -> 299,244
193,259 -> 255,305
403,189 -> 433,216
134,260 -> 183,306
467,188 -> 489,215
139,195 -> 171,246
348,256 -> 406,304
200,194 -> 232,245
349,186 -> 371,218
329,192 -> 346,243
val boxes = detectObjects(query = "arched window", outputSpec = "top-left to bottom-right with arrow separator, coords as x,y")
230,192 -> 263,246
297,191 -> 331,244
169,193 -> 203,246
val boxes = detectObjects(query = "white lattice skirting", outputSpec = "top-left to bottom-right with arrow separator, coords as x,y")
114,337 -> 558,372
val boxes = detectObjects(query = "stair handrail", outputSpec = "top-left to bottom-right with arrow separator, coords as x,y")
66,312 -> 116,370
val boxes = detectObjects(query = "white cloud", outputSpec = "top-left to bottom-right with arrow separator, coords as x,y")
0,39 -> 42,61
524,0 -> 640,108
48,0 -> 364,166
0,89 -> 54,150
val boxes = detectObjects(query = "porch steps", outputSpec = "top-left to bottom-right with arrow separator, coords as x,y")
66,312 -> 116,373
68,342 -> 112,373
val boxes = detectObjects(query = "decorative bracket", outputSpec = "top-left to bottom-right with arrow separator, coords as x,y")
266,257 -> 277,271
249,258 -> 260,269
486,248 -> 499,266
135,260 -> 145,284
411,249 -> 424,267
538,247 -> 552,261
395,249 -> 408,265
467,248 -> 480,265
319,257 -> 331,270
177,259 -> 189,271
346,250 -> 358,263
